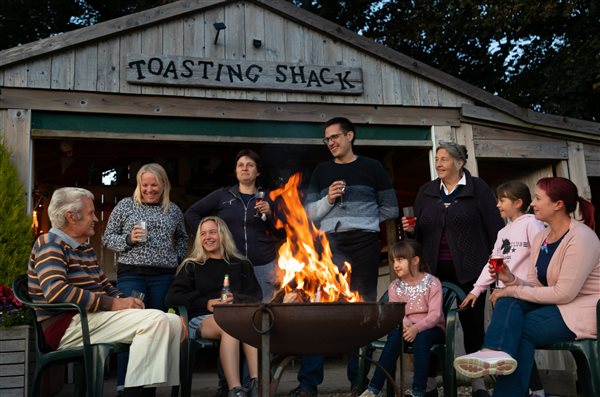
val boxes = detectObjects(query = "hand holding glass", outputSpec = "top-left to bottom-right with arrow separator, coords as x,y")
402,206 -> 415,227
130,290 -> 145,304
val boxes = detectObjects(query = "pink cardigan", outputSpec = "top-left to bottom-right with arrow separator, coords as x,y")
505,219 -> 600,339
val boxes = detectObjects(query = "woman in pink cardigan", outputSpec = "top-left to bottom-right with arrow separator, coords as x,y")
453,177 -> 599,396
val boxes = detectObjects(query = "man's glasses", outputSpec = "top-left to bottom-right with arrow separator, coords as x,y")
322,132 -> 348,145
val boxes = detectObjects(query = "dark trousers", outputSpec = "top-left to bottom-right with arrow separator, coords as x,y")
485,298 -> 575,396
435,260 -> 485,354
369,326 -> 444,394
297,230 -> 381,391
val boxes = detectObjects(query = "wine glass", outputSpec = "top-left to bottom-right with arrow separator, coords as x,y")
338,180 -> 346,208
489,252 -> 505,289
254,188 -> 265,218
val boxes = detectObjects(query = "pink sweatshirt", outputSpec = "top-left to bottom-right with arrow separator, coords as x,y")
470,214 -> 546,297
505,219 -> 600,340
388,273 -> 445,333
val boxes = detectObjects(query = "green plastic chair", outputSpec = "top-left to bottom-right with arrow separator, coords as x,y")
538,299 -> 599,397
358,281 -> 465,397
12,275 -> 129,397
175,305 -> 219,397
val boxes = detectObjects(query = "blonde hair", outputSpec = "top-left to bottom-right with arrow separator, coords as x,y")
133,163 -> 171,211
181,216 -> 246,269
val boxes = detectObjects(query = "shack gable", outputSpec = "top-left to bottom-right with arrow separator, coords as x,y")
0,1 -> 472,108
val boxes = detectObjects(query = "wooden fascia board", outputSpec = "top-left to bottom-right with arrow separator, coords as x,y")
0,87 -> 461,127
461,104 -> 600,144
0,0 -> 226,68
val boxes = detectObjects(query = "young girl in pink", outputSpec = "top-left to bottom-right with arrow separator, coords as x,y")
360,239 -> 445,397
459,181 -> 546,396
461,181 -> 545,306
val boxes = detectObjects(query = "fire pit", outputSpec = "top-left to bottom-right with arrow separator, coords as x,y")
214,301 -> 404,355
214,301 -> 405,397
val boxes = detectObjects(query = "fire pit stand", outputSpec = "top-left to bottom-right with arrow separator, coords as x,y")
214,301 -> 405,397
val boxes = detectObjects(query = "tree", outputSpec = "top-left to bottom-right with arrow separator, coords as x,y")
0,139 -> 32,287
290,0 -> 600,122
0,0 -> 175,50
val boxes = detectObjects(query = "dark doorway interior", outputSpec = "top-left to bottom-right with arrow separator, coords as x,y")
33,138 -> 431,210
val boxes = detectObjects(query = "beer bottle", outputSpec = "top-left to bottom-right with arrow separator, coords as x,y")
221,274 -> 230,302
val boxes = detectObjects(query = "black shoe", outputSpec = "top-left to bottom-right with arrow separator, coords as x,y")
288,385 -> 317,397
227,386 -> 247,397
245,377 -> 258,397
472,389 -> 490,397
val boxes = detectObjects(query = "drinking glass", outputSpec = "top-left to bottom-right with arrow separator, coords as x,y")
135,221 -> 147,242
338,180 -> 346,208
402,206 -> 415,227
254,189 -> 265,218
130,290 -> 145,302
489,254 -> 505,289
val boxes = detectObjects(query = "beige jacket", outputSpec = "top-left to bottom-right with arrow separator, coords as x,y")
505,219 -> 600,340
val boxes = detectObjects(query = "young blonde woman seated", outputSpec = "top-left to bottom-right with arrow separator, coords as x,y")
166,216 -> 262,397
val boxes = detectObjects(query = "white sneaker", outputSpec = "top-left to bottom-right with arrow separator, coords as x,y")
454,350 -> 517,378
358,389 -> 381,397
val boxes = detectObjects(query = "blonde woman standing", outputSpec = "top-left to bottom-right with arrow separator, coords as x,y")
103,163 -> 188,395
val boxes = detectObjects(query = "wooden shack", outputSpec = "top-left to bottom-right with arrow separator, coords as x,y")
1,0 -> 599,394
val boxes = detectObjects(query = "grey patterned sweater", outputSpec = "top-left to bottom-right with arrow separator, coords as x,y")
102,197 -> 188,269
306,156 -> 399,233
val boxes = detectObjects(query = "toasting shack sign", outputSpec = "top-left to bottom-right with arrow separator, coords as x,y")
127,54 -> 363,94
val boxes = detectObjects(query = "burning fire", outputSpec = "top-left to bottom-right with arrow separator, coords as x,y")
269,173 -> 361,303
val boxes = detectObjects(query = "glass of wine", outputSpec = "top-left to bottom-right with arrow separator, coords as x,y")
489,253 -> 505,289
254,188 -> 265,218
338,180 -> 347,208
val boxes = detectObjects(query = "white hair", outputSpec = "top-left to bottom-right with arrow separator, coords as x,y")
48,187 -> 94,228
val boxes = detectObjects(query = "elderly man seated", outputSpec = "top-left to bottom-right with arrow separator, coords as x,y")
28,187 -> 182,397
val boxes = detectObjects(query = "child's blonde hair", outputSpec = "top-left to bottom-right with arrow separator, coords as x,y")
389,239 -> 429,276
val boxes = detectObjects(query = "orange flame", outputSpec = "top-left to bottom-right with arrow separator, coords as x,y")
269,173 -> 361,302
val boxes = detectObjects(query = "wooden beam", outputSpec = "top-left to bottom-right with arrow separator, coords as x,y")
0,87 -> 461,126
473,139 -> 568,159
567,141 -> 591,200
31,128 -> 431,147
2,109 -> 32,210
462,104 -> 600,141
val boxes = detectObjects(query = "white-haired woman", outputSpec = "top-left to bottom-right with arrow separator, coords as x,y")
403,142 -> 505,397
166,216 -> 262,397
102,163 -> 188,394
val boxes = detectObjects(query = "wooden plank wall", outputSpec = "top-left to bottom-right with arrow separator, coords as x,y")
584,143 -> 600,177
0,2 -> 472,107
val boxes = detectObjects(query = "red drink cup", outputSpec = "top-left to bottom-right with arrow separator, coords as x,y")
405,216 -> 416,227
489,257 -> 504,273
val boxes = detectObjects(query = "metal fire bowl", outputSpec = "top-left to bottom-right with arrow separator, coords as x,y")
213,302 -> 405,355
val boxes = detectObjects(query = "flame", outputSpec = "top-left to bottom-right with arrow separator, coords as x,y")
269,173 -> 361,302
